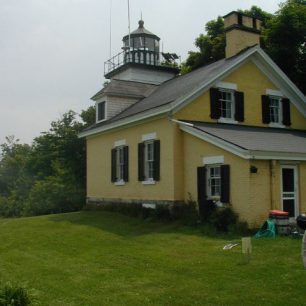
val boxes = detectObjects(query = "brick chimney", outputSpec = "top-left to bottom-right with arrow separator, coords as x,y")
223,11 -> 261,58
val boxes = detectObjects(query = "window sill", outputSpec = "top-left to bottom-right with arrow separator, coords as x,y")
269,123 -> 285,128
218,118 -> 238,124
142,180 -> 156,185
114,181 -> 125,186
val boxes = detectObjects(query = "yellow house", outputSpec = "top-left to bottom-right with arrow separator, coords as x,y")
79,12 -> 306,227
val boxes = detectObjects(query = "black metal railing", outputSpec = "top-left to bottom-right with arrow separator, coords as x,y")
104,49 -> 162,76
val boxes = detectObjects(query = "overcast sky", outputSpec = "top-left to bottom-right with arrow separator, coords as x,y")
0,0 -> 281,145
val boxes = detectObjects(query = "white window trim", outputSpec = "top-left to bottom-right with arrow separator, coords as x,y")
218,88 -> 237,123
268,95 -> 285,128
142,132 -> 156,141
269,122 -> 285,128
113,146 -> 126,184
203,156 -> 224,165
96,101 -> 107,123
142,179 -> 156,185
216,81 -> 237,90
218,118 -> 238,124
143,140 -> 155,182
266,89 -> 283,97
114,180 -> 125,186
206,164 -> 222,200
114,139 -> 126,147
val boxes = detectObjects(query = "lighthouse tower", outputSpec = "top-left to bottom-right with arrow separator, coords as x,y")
104,20 -> 179,85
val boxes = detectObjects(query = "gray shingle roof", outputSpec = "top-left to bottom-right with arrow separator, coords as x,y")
91,79 -> 158,100
83,46 -> 259,133
190,121 -> 306,154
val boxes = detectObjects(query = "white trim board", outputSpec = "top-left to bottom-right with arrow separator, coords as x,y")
203,156 -> 224,165
142,132 -> 156,141
216,81 -> 237,90
114,139 -> 126,147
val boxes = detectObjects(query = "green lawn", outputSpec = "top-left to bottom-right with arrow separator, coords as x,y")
0,211 -> 305,306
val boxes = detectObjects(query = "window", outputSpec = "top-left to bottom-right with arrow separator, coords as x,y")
219,90 -> 235,120
197,164 -> 230,207
210,87 -> 244,122
207,165 -> 221,198
144,141 -> 154,180
97,101 -> 106,122
138,140 -> 160,183
116,147 -> 125,182
262,95 -> 291,126
238,13 -> 243,25
269,96 -> 282,124
111,146 -> 128,183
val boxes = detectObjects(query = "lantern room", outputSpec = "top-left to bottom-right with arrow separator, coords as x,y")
104,20 -> 179,84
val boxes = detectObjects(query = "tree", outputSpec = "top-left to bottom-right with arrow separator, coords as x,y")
264,0 -> 306,93
80,105 -> 96,128
0,136 -> 33,197
0,106 -> 94,217
182,1 -> 306,94
182,17 -> 225,73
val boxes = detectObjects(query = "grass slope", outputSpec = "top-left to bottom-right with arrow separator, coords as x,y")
0,211 -> 305,306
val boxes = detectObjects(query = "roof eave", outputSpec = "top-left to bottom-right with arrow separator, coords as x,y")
78,104 -> 171,138
252,48 -> 306,116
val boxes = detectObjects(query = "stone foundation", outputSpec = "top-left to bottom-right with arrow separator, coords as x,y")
85,197 -> 184,208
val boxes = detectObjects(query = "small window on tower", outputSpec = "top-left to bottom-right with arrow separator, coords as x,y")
237,13 -> 243,25
96,101 -> 106,122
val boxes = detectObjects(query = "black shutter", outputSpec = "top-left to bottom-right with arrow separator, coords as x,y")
262,95 -> 270,124
111,148 -> 116,182
234,91 -> 244,122
123,146 -> 129,182
153,140 -> 160,181
220,165 -> 230,203
138,143 -> 145,181
197,166 -> 207,217
197,166 -> 206,203
210,88 -> 221,119
282,98 -> 291,126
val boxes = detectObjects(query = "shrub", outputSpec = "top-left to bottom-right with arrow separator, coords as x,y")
170,196 -> 199,224
209,206 -> 238,232
0,196 -> 24,218
0,283 -> 31,306
23,177 -> 84,216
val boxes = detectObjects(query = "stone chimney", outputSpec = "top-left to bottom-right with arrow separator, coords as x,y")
223,11 -> 261,58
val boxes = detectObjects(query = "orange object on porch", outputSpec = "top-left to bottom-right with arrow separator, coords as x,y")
269,210 -> 289,216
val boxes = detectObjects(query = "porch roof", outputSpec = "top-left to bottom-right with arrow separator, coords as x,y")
180,121 -> 306,159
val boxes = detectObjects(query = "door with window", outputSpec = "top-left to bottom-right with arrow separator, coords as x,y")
281,166 -> 299,218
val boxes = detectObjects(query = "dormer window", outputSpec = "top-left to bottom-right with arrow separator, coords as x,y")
96,101 -> 106,122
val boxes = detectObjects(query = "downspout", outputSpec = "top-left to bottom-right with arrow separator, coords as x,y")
270,160 -> 277,210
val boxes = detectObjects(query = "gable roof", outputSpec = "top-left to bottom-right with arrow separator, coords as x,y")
79,46 -> 306,138
179,121 -> 306,160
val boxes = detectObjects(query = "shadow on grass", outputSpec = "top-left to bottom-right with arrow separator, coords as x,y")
47,210 -> 242,240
